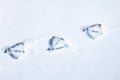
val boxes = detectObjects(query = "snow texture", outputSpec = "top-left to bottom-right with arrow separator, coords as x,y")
0,0 -> 120,80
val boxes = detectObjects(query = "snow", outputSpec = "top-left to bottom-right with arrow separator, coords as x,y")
0,0 -> 120,80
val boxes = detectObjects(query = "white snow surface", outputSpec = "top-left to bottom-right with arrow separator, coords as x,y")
0,0 -> 120,80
